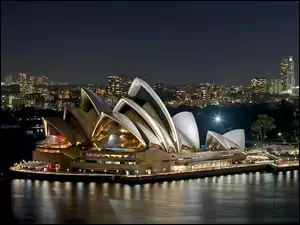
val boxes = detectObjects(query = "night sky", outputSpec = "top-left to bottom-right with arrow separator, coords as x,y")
1,1 -> 299,85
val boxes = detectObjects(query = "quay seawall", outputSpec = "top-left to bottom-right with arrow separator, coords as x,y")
271,165 -> 299,172
8,164 -> 299,184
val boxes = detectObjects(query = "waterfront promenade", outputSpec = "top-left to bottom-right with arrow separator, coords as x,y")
9,162 -> 299,184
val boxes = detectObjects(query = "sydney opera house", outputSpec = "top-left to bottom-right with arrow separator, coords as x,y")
33,78 -> 246,175
206,129 -> 245,151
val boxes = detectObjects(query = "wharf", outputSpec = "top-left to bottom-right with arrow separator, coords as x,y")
8,163 -> 299,184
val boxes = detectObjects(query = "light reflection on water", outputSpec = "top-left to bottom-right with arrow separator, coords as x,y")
11,171 -> 299,224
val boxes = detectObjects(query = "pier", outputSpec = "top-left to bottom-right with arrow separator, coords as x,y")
9,162 -> 299,184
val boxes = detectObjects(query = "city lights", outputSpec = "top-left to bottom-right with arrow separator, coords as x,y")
2,2 -> 299,224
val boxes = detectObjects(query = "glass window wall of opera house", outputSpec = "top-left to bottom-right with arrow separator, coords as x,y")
31,77 -> 247,175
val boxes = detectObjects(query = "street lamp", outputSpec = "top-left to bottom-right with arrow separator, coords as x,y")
278,132 -> 282,137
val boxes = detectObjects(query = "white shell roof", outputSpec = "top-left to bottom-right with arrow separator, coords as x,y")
206,130 -> 242,150
81,88 -> 112,115
92,111 -> 146,146
135,121 -> 162,147
223,129 -> 245,150
44,117 -> 87,144
127,77 -> 181,152
113,97 -> 172,152
172,111 -> 200,149
66,106 -> 94,139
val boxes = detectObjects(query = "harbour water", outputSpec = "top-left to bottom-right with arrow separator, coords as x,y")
7,171 -> 299,224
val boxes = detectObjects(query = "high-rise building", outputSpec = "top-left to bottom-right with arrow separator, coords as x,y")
57,89 -> 71,99
36,76 -> 50,86
281,56 -> 295,91
4,74 -> 13,86
28,76 -> 37,94
267,78 -> 282,94
121,74 -> 134,96
287,56 -> 295,89
18,72 -> 27,95
36,76 -> 50,100
107,75 -> 123,107
280,58 -> 288,91
250,78 -> 267,93
25,75 -> 49,94
107,75 -> 123,96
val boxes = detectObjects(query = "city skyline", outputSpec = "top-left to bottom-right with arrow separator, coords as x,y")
2,65 -> 298,88
1,1 -> 299,85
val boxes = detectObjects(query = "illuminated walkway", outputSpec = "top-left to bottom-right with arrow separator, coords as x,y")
10,162 -> 293,178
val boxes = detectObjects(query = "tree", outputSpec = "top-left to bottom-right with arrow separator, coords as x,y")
251,114 -> 276,141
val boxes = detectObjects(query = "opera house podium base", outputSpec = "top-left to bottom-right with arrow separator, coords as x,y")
10,162 -> 297,184
11,77 -> 265,182
32,147 -> 176,176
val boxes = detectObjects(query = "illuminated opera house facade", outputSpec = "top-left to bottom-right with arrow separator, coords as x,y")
34,78 -> 202,174
33,78 -> 245,175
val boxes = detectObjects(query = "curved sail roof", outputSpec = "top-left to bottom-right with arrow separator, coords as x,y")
40,79 -> 203,153
113,97 -> 173,152
134,122 -> 162,147
92,111 -> 146,146
206,130 -> 240,150
66,106 -> 94,139
223,129 -> 245,150
172,111 -> 200,149
127,78 -> 181,152
43,117 -> 87,144
142,102 -> 165,127
81,88 -> 112,115
177,129 -> 196,149
120,108 -> 163,149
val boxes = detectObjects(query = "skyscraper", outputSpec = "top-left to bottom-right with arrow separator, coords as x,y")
121,74 -> 134,97
107,75 -> 123,96
18,72 -> 27,95
36,76 -> 50,99
280,58 -> 288,91
106,75 -> 123,107
28,76 -> 37,94
287,56 -> 295,89
267,78 -> 282,94
280,56 -> 295,91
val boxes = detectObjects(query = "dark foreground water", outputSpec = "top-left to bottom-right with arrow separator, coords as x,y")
8,171 -> 299,224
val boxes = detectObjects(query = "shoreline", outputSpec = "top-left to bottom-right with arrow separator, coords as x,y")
7,164 -> 299,184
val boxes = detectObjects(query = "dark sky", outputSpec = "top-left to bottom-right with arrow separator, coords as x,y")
1,1 -> 299,85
